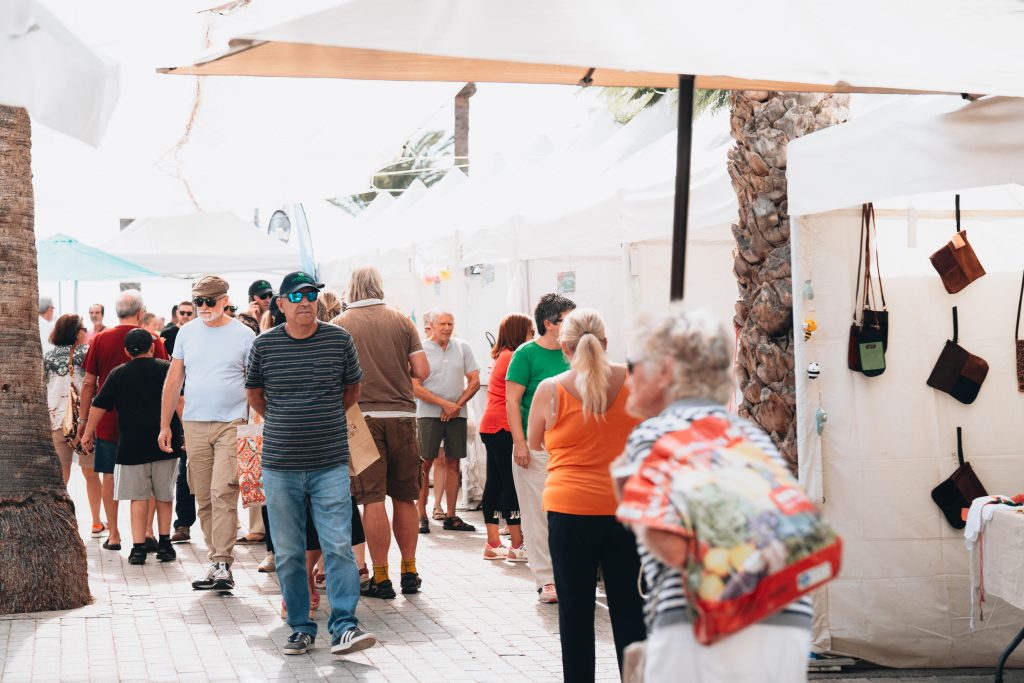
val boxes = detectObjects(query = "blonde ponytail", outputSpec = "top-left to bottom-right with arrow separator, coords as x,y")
560,309 -> 610,419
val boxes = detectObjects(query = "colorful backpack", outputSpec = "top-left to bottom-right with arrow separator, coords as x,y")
617,415 -> 842,645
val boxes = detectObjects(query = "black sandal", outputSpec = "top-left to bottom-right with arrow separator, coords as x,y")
418,517 -> 430,534
102,540 -> 121,551
442,516 -> 476,532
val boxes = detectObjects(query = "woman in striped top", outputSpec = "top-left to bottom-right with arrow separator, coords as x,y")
614,307 -> 813,683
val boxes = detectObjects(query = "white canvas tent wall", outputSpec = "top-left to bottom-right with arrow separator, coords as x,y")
788,95 -> 1024,667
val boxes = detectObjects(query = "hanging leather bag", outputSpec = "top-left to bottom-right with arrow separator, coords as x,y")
60,345 -> 81,451
1016,270 -> 1024,392
926,306 -> 989,404
929,194 -> 986,294
848,203 -> 888,375
931,427 -> 987,530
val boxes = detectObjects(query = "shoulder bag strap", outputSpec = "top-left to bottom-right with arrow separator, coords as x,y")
67,344 -> 77,391
867,203 -> 887,310
852,205 -> 867,322
952,306 -> 959,344
957,426 -> 965,467
1016,270 -> 1024,341
863,206 -> 876,312
955,194 -> 962,233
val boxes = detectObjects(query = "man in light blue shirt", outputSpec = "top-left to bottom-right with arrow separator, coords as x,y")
158,275 -> 255,591
413,309 -> 480,532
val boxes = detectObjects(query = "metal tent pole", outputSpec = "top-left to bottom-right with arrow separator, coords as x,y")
670,75 -> 695,301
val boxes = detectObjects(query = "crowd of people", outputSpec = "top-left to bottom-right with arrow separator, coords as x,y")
41,266 -> 812,682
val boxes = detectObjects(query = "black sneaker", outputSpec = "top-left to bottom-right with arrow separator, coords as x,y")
418,517 -> 430,534
283,632 -> 315,655
360,578 -> 396,599
156,539 -> 176,563
192,562 -> 233,591
144,537 -> 159,552
330,627 -> 377,655
128,546 -> 147,565
400,572 -> 422,595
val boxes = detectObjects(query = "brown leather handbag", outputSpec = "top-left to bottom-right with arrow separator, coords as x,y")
929,195 -> 986,294
1016,270 -> 1024,392
926,306 -> 989,404
848,204 -> 888,375
931,427 -> 987,530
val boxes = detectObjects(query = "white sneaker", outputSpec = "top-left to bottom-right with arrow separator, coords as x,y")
538,583 -> 558,604
483,543 -> 508,560
506,544 -> 528,563
258,552 -> 275,573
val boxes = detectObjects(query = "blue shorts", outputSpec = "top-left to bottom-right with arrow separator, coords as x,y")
94,438 -> 117,474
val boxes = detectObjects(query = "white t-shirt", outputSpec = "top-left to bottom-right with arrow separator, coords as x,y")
39,316 -> 53,353
172,317 -> 255,422
416,337 -> 480,419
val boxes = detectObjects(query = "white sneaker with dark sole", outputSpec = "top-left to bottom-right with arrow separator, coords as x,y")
483,543 -> 509,560
331,627 -> 377,655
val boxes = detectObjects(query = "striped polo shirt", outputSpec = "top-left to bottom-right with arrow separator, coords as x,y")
615,399 -> 813,633
245,321 -> 363,471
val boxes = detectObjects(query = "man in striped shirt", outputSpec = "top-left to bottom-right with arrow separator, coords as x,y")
246,271 -> 377,657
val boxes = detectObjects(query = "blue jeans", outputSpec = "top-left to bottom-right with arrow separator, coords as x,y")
263,465 -> 360,639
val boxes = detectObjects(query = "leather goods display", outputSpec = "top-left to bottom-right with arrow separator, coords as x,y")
929,194 -> 986,294
931,427 -> 987,530
848,203 -> 888,375
617,415 -> 842,645
236,419 -> 265,509
1016,270 -> 1024,392
60,345 -> 80,451
926,306 -> 989,404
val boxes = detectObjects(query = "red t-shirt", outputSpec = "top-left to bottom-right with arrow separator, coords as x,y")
84,324 -> 168,442
479,348 -> 513,434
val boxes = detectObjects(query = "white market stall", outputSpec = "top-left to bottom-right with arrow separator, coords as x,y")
788,95 -> 1024,667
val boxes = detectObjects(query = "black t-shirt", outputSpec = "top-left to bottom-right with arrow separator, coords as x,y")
92,358 -> 182,465
161,325 -> 180,356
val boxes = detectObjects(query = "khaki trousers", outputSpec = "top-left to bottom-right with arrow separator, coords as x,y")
511,447 -> 553,588
184,419 -> 245,564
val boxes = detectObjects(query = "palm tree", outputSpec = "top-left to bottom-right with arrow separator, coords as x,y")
0,105 -> 91,613
728,91 -> 849,467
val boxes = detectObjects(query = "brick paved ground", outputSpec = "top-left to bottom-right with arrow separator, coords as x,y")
0,474 -> 621,682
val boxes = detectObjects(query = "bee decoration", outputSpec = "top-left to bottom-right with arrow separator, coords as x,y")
802,318 -> 818,342
807,362 -> 821,380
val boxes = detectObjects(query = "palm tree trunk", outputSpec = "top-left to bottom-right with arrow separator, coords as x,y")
0,105 -> 91,613
728,92 -> 849,468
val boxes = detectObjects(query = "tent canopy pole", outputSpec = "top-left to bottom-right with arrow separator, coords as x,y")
671,74 -> 695,301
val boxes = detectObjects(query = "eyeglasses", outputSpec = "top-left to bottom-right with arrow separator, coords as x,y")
286,291 -> 319,303
257,292 -> 273,300
224,306 -> 238,314
178,310 -> 194,317
193,296 -> 221,308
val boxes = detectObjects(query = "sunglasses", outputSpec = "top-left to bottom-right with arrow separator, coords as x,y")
257,292 -> 273,300
286,291 -> 319,303
224,306 -> 238,314
192,296 -> 222,308
178,310 -> 194,317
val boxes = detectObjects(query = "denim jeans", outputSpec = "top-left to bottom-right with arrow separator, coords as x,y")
263,464 -> 360,639
173,453 -> 196,529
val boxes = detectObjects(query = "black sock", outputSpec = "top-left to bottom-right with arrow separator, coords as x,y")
159,535 -> 170,544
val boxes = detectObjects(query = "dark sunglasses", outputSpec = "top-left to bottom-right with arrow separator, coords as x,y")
257,292 -> 273,300
286,291 -> 319,303
192,296 -> 221,308
178,310 -> 195,317
224,306 -> 238,314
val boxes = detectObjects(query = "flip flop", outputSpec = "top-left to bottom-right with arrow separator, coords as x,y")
432,509 -> 447,520
235,534 -> 266,544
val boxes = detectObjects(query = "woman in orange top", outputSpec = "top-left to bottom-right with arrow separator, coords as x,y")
527,308 -> 646,683
478,313 -> 533,561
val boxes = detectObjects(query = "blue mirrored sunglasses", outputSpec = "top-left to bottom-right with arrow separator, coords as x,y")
286,291 -> 319,303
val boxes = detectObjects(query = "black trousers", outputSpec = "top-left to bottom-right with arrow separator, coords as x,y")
480,430 -> 521,526
262,497 -> 365,552
548,511 -> 647,683
172,452 -> 195,529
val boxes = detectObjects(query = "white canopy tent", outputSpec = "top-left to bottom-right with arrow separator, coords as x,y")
104,212 -> 300,278
789,96 -> 1024,667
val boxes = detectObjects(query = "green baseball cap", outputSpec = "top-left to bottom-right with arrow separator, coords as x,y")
278,271 -> 324,296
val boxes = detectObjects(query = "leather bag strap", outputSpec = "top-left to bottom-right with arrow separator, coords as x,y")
867,203 -> 887,309
1016,270 -> 1024,341
852,205 -> 867,322
952,306 -> 959,344
957,426 -> 965,467
955,194 -> 962,233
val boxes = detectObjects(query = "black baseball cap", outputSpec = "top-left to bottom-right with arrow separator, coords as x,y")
278,271 -> 324,296
248,279 -> 274,297
124,328 -> 154,356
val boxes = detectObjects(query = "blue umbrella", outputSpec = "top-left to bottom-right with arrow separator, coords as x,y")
36,233 -> 162,312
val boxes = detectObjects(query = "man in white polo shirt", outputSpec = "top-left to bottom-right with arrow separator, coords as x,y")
413,308 -> 481,533
158,275 -> 255,591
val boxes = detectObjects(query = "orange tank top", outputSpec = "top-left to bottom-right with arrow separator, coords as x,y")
542,381 -> 640,516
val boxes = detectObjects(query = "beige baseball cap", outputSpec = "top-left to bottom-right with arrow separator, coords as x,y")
191,275 -> 229,298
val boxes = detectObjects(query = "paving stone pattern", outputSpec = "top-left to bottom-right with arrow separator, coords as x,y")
0,474 -> 622,682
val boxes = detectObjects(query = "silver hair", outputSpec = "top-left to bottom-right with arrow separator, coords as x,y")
115,289 -> 145,319
425,308 -> 454,324
38,296 -> 53,314
348,266 -> 385,303
630,306 -> 733,405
